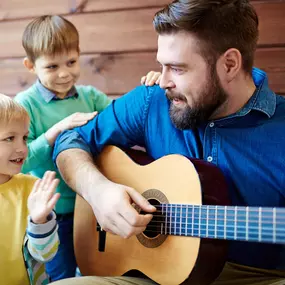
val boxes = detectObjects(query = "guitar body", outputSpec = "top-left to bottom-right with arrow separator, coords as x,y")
74,146 -> 230,285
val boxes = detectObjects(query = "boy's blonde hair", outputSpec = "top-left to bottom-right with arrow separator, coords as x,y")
22,15 -> 79,63
0,94 -> 29,124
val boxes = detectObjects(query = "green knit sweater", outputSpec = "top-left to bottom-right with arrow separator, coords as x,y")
15,84 -> 111,214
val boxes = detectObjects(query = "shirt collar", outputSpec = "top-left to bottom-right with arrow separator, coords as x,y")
36,80 -> 78,103
235,67 -> 276,118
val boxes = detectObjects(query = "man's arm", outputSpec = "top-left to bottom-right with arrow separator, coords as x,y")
54,86 -> 164,237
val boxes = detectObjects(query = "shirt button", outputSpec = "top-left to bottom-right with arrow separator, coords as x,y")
207,156 -> 213,162
209,122 -> 215,127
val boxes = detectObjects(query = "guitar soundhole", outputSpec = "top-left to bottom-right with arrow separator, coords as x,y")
141,199 -> 161,238
136,189 -> 168,248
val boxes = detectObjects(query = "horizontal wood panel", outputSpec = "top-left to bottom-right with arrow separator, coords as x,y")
0,2 -> 285,58
1,48 -> 284,96
0,8 -> 159,58
0,0 -> 169,20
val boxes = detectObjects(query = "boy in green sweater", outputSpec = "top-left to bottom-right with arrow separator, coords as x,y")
15,15 -> 160,282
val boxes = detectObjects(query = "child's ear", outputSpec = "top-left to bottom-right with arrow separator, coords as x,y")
23,57 -> 35,73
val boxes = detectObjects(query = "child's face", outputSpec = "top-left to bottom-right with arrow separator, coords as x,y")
31,50 -> 80,99
0,119 -> 29,184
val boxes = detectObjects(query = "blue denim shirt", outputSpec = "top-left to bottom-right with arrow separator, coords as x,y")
53,68 -> 285,269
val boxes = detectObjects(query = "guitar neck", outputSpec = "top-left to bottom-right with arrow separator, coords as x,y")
149,204 -> 285,244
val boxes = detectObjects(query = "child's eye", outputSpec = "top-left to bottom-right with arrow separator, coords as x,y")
68,60 -> 76,66
4,136 -> 14,142
23,136 -> 28,141
46,65 -> 57,70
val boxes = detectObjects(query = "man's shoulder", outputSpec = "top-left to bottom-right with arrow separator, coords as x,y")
274,94 -> 285,116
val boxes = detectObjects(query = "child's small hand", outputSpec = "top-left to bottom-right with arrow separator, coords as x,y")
45,111 -> 98,147
56,111 -> 98,133
141,71 -> 161,86
28,171 -> 60,224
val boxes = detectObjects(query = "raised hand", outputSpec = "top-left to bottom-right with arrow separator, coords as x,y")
28,171 -> 60,224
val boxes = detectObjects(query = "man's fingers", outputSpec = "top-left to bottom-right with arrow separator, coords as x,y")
127,187 -> 156,212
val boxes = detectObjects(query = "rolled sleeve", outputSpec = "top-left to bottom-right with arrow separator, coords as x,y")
53,129 -> 92,166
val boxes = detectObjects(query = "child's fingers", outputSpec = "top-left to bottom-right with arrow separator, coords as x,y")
47,193 -> 61,211
155,75 -> 161,85
145,71 -> 155,85
31,179 -> 41,193
41,171 -> 56,191
141,76 -> 146,85
46,178 -> 60,198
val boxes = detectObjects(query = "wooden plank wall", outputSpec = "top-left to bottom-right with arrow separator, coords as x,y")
0,0 -> 284,98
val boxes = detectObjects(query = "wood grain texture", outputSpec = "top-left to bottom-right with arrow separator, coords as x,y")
0,2 -> 285,58
0,0 -> 169,20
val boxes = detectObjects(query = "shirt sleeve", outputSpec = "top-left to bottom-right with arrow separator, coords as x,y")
26,211 -> 59,263
53,85 -> 161,162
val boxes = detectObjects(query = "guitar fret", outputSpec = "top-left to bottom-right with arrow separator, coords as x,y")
191,206 -> 193,236
170,204 -> 172,235
246,207 -> 249,241
206,206 -> 209,238
199,206 -> 201,237
258,207 -> 262,242
180,204 -> 182,236
234,206 -> 237,240
174,204 -> 177,235
273,208 -> 276,243
165,205 -> 168,235
215,206 -> 218,239
224,206 -> 227,239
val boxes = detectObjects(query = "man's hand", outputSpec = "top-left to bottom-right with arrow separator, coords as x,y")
87,180 -> 156,238
28,171 -> 60,224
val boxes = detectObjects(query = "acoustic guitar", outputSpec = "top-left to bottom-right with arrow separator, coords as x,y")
74,146 -> 285,285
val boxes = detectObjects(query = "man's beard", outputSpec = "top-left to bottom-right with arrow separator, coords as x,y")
167,68 -> 228,130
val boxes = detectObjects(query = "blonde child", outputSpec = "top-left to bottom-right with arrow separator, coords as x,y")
0,94 -> 60,284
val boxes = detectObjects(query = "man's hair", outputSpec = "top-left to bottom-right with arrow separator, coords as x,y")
153,0 -> 259,73
22,15 -> 79,63
0,94 -> 29,124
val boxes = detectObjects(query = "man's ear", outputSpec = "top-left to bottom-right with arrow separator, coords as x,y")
220,48 -> 242,83
23,57 -> 35,73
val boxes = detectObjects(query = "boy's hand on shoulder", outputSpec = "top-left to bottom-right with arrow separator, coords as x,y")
28,171 -> 60,224
45,111 -> 98,146
56,111 -> 98,133
141,71 -> 161,86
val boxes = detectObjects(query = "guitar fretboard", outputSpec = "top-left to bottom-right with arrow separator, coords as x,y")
147,204 -> 285,244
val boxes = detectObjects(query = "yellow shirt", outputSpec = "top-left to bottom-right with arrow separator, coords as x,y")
0,174 -> 37,285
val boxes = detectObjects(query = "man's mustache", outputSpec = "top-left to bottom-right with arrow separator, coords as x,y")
165,90 -> 187,102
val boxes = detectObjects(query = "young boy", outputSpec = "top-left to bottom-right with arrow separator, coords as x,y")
0,94 -> 60,285
15,15 -> 160,281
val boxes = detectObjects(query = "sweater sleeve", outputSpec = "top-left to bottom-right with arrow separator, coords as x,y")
15,96 -> 53,174
26,211 -> 59,263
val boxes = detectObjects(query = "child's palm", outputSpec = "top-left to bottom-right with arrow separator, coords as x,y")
28,171 -> 60,224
